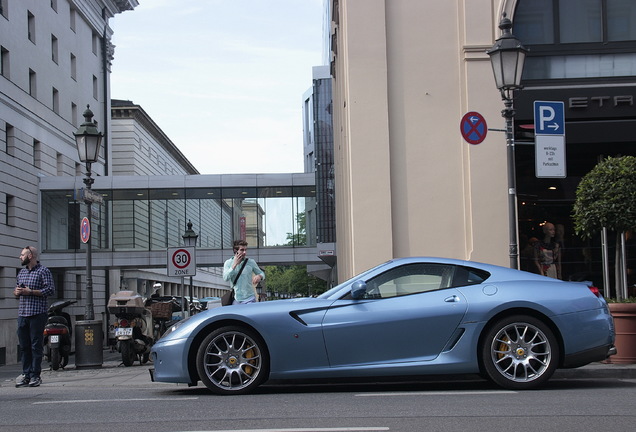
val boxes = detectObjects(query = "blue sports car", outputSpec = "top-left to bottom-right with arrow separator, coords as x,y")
150,257 -> 616,395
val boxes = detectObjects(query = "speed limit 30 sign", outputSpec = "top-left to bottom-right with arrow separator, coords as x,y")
167,247 -> 197,276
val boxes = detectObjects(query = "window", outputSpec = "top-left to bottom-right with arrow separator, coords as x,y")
71,102 -> 77,127
92,32 -> 98,55
52,87 -> 59,114
70,53 -> 76,80
51,34 -> 58,63
515,0 -> 636,81
76,274 -> 82,299
51,0 -> 58,13
34,140 -> 41,168
92,75 -> 98,99
6,194 -> 15,226
5,123 -> 14,155
355,263 -> 489,300
1,0 -> 7,19
27,11 -> 35,43
56,152 -> 63,175
1,46 -> 8,78
70,8 -> 76,32
28,69 -> 36,97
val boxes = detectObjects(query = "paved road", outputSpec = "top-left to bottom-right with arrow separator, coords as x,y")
1,350 -> 636,432
2,348 -> 636,389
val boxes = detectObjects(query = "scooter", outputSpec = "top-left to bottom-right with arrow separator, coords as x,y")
43,299 -> 77,370
107,290 -> 154,367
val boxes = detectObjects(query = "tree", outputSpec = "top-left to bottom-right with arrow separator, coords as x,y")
263,211 -> 328,297
285,211 -> 307,246
572,156 -> 636,299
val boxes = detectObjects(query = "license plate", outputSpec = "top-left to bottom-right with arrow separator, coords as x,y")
115,327 -> 133,337
50,335 -> 59,343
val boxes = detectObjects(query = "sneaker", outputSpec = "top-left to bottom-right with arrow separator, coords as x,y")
28,377 -> 41,387
15,375 -> 30,388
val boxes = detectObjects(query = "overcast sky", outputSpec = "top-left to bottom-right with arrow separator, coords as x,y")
110,0 -> 325,174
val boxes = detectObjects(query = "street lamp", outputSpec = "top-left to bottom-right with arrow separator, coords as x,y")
487,13 -> 527,269
182,220 -> 198,312
74,105 -> 103,320
73,105 -> 103,367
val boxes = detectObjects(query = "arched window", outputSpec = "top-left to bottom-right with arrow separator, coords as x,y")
513,0 -> 636,81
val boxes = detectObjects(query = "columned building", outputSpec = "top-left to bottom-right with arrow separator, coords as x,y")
328,0 -> 636,290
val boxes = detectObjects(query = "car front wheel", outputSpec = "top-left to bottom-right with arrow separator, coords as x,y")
196,326 -> 269,395
481,315 -> 559,390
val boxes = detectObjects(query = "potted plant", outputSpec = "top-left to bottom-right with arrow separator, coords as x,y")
573,155 -> 636,364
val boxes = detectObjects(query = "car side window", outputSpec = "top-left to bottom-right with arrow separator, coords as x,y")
362,263 -> 455,299
449,266 -> 490,288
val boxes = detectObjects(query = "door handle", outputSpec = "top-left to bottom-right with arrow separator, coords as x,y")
444,295 -> 460,303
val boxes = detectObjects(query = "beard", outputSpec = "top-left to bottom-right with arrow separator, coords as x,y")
21,257 -> 30,266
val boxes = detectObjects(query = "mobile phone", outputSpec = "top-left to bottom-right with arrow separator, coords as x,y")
19,283 -> 25,288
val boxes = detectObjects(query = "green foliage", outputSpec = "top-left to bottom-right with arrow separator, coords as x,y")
264,265 -> 327,297
606,297 -> 636,303
263,211 -> 327,297
572,156 -> 636,239
285,212 -> 307,246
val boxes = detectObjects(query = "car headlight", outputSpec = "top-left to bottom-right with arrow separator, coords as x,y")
161,316 -> 191,339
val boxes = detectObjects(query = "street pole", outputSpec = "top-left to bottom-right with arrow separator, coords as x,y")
487,14 -> 527,270
503,98 -> 519,269
84,165 -> 95,320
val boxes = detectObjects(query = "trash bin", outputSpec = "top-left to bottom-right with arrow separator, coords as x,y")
75,320 -> 103,368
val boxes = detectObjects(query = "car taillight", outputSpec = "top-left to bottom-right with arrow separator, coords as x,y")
588,285 -> 601,297
119,319 -> 129,327
44,327 -> 68,335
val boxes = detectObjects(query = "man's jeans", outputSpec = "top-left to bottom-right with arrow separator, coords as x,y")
17,313 -> 48,378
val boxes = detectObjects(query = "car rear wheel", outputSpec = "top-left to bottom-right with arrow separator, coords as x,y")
481,315 -> 559,390
196,326 -> 269,395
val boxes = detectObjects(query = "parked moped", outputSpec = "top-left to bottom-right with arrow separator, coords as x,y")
43,299 -> 77,370
107,290 -> 154,367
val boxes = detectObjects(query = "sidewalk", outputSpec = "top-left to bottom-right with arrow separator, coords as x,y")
0,349 -> 159,388
2,349 -> 636,388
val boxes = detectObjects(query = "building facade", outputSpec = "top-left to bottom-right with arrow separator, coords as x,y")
328,0 -> 636,290
1,0 -> 140,366
303,65 -> 336,283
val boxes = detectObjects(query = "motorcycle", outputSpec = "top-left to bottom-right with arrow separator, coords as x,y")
43,299 -> 77,370
107,290 -> 154,367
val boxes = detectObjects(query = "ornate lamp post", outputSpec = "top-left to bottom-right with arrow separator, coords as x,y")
487,14 -> 528,269
73,105 -> 103,367
182,220 -> 198,312
74,105 -> 103,319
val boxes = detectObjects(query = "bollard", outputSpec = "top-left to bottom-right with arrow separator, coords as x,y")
74,320 -> 103,368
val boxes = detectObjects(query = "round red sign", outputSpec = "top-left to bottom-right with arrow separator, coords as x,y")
460,111 -> 488,145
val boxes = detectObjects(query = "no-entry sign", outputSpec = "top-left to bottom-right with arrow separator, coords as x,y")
167,247 -> 197,277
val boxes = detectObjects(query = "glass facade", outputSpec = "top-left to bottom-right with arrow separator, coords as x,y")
313,76 -> 336,243
516,0 -> 636,80
41,182 -> 317,253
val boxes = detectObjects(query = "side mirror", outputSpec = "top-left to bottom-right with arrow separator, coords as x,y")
351,280 -> 367,299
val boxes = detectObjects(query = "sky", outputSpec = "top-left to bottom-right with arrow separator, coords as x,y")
110,0 -> 325,174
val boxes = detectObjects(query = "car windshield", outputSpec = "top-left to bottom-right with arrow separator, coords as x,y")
317,260 -> 395,299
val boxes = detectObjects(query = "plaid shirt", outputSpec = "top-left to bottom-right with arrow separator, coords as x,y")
16,263 -> 55,317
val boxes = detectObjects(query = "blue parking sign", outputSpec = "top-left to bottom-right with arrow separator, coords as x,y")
534,101 -> 564,135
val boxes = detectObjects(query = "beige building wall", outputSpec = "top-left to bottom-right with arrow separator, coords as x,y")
331,0 -> 518,280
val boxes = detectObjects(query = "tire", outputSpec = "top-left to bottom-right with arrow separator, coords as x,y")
481,315 -> 559,390
50,348 -> 61,371
196,326 -> 269,395
121,340 -> 136,367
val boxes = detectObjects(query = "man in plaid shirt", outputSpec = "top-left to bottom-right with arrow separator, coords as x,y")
14,246 -> 56,388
